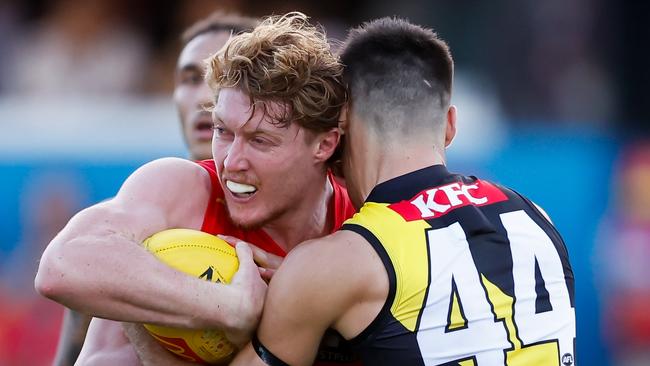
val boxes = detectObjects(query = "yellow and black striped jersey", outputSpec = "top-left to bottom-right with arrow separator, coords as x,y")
343,165 -> 576,366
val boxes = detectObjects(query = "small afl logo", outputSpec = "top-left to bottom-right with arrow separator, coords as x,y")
561,353 -> 574,366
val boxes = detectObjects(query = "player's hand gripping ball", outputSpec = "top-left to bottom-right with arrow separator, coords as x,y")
142,229 -> 239,364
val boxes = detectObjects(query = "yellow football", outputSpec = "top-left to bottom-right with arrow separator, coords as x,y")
142,228 -> 239,365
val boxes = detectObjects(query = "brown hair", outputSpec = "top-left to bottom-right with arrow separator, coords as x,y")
205,12 -> 346,133
181,11 -> 259,45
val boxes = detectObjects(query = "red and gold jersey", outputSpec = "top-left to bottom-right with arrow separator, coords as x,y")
195,160 -> 361,365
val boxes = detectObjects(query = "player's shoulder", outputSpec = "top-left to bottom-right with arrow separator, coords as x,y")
128,157 -> 209,185
137,157 -> 207,175
481,178 -> 555,223
116,157 -> 211,202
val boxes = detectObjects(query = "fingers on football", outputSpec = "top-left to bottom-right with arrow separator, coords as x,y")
234,241 -> 255,269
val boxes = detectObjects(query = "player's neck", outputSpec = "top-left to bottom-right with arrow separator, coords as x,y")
262,174 -> 334,252
363,143 -> 445,201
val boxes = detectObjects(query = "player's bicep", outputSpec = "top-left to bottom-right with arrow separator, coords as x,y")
44,158 -> 210,267
64,158 -> 208,244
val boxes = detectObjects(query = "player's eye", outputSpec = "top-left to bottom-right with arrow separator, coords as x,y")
180,71 -> 202,85
251,137 -> 267,145
212,125 -> 234,141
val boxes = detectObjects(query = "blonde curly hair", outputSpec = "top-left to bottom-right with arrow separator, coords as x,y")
205,12 -> 346,133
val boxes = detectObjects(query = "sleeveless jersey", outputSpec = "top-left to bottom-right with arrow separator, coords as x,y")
195,160 -> 361,365
343,165 -> 576,366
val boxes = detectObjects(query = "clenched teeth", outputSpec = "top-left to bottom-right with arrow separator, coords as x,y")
226,180 -> 257,194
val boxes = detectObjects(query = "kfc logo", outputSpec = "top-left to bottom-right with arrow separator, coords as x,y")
388,180 -> 508,221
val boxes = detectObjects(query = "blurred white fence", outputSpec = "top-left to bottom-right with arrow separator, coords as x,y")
0,96 -> 186,161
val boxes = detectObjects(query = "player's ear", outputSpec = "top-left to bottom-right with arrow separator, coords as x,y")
313,127 -> 341,163
312,103 -> 347,163
444,105 -> 457,148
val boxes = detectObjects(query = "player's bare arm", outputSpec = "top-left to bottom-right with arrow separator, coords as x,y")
71,243 -> 262,366
231,230 -> 388,366
35,157 -> 265,332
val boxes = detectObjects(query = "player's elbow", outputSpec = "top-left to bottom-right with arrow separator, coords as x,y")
34,255 -> 65,301
34,241 -> 79,303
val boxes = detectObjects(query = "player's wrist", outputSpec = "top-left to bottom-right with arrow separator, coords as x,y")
222,283 -> 251,331
218,283 -> 260,347
183,279 -> 239,330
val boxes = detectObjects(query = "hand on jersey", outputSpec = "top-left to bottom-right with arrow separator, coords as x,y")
223,241 -> 268,348
218,235 -> 284,281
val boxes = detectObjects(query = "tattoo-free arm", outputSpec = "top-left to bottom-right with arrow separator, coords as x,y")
35,158 -> 258,331
231,231 -> 387,366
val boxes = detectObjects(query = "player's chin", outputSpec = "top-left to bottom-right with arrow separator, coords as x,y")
188,143 -> 211,160
225,197 -> 279,229
194,143 -> 213,159
229,211 -> 269,231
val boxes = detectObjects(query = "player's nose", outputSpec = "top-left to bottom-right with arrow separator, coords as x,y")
223,137 -> 251,172
196,83 -> 213,110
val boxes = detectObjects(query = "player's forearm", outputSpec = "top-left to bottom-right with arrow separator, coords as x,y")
35,232 -> 238,329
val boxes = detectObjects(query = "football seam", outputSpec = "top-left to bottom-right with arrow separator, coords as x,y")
152,244 -> 237,257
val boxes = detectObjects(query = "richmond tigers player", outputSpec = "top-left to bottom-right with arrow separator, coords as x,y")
231,17 -> 576,366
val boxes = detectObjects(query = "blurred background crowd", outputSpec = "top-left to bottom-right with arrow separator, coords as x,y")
0,0 -> 648,365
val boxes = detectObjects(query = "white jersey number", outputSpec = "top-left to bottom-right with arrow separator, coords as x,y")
416,210 -> 575,366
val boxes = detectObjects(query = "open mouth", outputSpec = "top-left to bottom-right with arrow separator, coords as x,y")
193,120 -> 213,140
226,180 -> 258,198
195,121 -> 212,132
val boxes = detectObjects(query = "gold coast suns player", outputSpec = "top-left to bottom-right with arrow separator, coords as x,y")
51,12 -> 260,366
37,13 -> 362,365
231,17 -> 576,366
